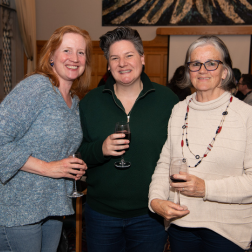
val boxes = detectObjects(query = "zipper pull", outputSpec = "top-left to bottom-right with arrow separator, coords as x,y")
127,115 -> 130,123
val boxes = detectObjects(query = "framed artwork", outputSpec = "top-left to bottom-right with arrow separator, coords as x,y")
102,0 -> 252,26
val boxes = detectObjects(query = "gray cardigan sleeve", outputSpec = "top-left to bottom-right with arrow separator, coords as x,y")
0,75 -> 48,183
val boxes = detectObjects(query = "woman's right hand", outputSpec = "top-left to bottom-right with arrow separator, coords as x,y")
150,199 -> 190,221
102,133 -> 129,156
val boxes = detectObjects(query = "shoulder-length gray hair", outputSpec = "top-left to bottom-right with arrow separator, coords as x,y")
181,35 -> 234,91
99,26 -> 144,60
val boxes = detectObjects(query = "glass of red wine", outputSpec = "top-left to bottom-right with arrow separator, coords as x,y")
114,121 -> 131,169
170,158 -> 188,205
68,152 -> 84,198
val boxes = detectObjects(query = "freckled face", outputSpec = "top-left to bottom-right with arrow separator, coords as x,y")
108,40 -> 145,87
189,44 -> 227,96
51,33 -> 86,86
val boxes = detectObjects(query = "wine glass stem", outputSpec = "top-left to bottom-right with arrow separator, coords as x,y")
121,155 -> 125,164
73,180 -> 77,192
174,190 -> 180,205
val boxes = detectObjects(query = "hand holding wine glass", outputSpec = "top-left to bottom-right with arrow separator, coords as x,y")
114,121 -> 131,169
170,158 -> 188,205
68,152 -> 84,198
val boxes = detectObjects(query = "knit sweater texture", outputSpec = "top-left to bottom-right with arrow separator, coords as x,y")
0,74 -> 82,227
149,91 -> 252,250
78,72 -> 178,218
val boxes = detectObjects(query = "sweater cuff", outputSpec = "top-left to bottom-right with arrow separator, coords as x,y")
148,197 -> 158,213
93,139 -> 111,163
203,179 -> 208,201
0,150 -> 31,184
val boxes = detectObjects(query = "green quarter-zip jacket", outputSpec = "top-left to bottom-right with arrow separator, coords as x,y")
79,72 -> 178,218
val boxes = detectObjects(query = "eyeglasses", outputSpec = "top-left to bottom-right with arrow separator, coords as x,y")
187,60 -> 223,72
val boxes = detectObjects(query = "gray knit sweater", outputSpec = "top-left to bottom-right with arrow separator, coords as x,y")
0,74 -> 82,227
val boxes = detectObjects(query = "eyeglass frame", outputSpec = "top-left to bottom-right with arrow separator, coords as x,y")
187,60 -> 223,72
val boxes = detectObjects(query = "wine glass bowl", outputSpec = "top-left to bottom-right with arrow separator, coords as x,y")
67,152 -> 84,198
114,121 -> 131,169
170,158 -> 188,205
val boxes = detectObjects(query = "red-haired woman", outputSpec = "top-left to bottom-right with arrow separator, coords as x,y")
0,25 -> 91,252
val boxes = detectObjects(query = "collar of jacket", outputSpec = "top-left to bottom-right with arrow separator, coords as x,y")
102,71 -> 155,98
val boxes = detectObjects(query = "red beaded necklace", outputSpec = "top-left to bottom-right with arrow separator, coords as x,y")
181,95 -> 233,167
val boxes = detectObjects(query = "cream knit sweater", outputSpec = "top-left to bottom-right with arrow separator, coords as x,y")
149,91 -> 252,250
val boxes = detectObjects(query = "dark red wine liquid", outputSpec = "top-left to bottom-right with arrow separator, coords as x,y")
116,131 -> 131,141
115,131 -> 131,152
170,175 -> 186,183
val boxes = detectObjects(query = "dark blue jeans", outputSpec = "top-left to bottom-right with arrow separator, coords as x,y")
84,203 -> 168,252
168,224 -> 244,252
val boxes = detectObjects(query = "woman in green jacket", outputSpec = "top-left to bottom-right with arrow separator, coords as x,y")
78,26 -> 178,252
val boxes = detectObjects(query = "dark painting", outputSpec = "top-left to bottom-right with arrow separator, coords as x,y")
102,0 -> 252,26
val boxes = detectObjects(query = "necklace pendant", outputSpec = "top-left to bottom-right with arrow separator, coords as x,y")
181,140 -> 184,147
216,126 -> 222,134
195,155 -> 200,159
195,160 -> 202,167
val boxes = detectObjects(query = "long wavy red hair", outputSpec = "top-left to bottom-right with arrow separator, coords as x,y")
35,25 -> 92,97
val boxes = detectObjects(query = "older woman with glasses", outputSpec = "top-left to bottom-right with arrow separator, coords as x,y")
149,35 -> 252,252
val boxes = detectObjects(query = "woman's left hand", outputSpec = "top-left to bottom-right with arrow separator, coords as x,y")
171,172 -> 205,198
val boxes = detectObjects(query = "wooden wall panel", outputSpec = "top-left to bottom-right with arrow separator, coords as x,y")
149,77 -> 161,84
97,54 -> 107,73
145,54 -> 161,75
163,54 -> 167,78
143,35 -> 168,86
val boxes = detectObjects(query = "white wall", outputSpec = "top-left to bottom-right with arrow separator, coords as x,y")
36,0 -> 251,79
36,0 -> 158,41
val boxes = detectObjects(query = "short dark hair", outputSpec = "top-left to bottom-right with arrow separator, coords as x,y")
233,68 -> 241,83
168,65 -> 185,87
99,26 -> 144,60
182,35 -> 234,91
241,74 -> 252,89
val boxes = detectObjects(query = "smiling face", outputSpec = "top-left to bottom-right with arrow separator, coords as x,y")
108,40 -> 145,87
189,44 -> 228,100
51,32 -> 86,86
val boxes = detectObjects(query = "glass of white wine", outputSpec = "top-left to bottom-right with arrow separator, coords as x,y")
68,152 -> 84,198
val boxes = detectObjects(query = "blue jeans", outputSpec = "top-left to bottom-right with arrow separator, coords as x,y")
0,217 -> 63,252
85,203 -> 168,252
168,224 -> 244,252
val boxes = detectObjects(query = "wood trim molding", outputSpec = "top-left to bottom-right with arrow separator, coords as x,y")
156,26 -> 252,35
